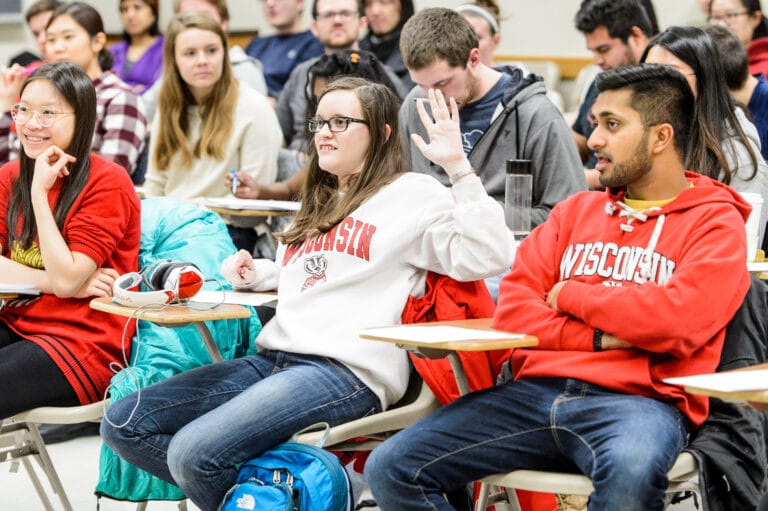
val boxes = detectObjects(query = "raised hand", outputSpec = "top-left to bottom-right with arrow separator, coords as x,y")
411,89 -> 467,174
0,65 -> 27,112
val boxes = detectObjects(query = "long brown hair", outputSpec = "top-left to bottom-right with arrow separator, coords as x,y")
152,12 -> 238,170
8,62 -> 97,251
277,77 -> 405,245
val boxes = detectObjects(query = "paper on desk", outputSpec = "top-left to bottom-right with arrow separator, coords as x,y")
0,283 -> 41,295
748,261 -> 768,273
664,369 -> 768,392
202,197 -> 301,211
358,325 -> 523,343
190,290 -> 276,306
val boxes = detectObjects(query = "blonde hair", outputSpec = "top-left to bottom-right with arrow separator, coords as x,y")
152,12 -> 238,170
277,77 -> 405,246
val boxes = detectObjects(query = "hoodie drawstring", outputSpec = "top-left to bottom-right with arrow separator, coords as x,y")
605,200 -> 667,283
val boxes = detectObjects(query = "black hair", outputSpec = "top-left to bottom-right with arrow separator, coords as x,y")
302,49 -> 401,149
575,0 -> 657,40
596,63 -> 695,161
48,2 -> 114,72
642,25 -> 760,184
8,62 -> 97,250
120,0 -> 161,41
702,24 -> 750,90
364,0 -> 414,34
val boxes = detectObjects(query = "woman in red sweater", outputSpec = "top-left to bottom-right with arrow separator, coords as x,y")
0,62 -> 140,418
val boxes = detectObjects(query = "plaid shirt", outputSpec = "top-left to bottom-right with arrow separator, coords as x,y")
0,71 -> 147,175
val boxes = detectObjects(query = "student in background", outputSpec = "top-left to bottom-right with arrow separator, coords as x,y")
0,62 -> 140,420
573,0 -> 658,187
109,0 -> 164,94
359,0 -> 415,89
399,9 -> 584,227
455,1 -> 502,68
245,0 -> 324,99
229,50 -> 404,202
643,25 -> 768,246
399,8 -> 585,303
8,0 -> 63,68
0,2 -> 148,177
366,63 -> 752,511
102,76 -> 515,511
142,0 -> 269,122
143,13 -> 281,253
708,0 -> 768,76
276,0 -> 406,153
704,24 -> 768,161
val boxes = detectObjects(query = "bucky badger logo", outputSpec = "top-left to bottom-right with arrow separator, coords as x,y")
301,254 -> 328,291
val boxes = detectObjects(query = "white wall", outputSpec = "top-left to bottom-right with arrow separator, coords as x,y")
1,0 -> 708,68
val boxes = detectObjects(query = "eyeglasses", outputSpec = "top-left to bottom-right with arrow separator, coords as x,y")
707,11 -> 750,24
11,104 -> 74,128
307,116 -> 367,133
316,9 -> 358,21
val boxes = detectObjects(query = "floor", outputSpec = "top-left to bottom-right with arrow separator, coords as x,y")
1,431 -> 701,511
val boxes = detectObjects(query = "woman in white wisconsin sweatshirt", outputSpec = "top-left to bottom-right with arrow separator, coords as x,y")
101,76 -> 514,511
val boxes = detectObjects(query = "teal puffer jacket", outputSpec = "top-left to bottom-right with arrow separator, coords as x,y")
96,197 -> 262,503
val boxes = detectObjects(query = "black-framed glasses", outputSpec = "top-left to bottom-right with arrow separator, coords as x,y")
707,11 -> 750,23
11,104 -> 74,128
307,116 -> 368,133
316,9 -> 358,21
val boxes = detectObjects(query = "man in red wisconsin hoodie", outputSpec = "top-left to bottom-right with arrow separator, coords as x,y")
366,63 -> 753,511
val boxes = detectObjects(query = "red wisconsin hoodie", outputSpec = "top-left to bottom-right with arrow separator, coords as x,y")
494,172 -> 752,428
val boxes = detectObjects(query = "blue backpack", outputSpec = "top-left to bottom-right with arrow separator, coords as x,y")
218,425 -> 353,511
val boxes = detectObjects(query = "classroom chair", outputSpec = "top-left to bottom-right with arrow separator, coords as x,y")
296,367 -> 440,452
0,400 -> 107,511
474,452 -> 700,511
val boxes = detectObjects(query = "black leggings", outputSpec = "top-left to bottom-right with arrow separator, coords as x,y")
0,321 -> 79,419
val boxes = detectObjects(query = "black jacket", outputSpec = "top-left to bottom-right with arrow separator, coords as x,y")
684,275 -> 768,510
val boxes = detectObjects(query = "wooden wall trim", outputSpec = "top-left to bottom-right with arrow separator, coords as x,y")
103,35 -> 591,81
106,30 -> 258,50
495,55 -> 594,80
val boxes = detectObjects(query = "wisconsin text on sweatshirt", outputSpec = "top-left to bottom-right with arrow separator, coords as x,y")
560,241 -> 676,286
282,216 -> 378,265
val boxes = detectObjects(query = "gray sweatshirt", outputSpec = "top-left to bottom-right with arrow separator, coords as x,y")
399,67 -> 586,227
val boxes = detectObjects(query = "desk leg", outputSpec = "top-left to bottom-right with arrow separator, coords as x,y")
448,352 -> 471,396
193,322 -> 224,363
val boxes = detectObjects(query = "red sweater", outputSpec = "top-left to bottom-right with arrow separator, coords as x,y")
0,154 -> 140,405
494,173 -> 752,428
749,37 -> 768,78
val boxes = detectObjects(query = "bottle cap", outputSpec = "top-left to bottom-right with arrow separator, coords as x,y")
507,159 -> 532,174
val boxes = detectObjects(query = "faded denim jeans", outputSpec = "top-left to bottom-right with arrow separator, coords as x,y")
366,377 -> 687,511
102,350 -> 380,511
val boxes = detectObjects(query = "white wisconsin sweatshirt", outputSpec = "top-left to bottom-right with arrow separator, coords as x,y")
252,172 -> 515,408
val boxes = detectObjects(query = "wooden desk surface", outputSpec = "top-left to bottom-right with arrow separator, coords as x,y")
207,205 -> 294,218
90,296 -> 251,324
679,363 -> 768,403
358,318 -> 539,352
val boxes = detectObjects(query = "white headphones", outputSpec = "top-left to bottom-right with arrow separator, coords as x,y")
112,260 -> 205,307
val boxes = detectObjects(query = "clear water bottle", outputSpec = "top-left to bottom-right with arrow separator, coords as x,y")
505,159 -> 532,241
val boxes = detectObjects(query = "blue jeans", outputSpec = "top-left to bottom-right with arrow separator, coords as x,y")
484,268 -> 510,304
366,377 -> 688,511
101,351 -> 380,511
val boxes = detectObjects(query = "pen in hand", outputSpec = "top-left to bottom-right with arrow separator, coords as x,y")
230,168 -> 238,195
